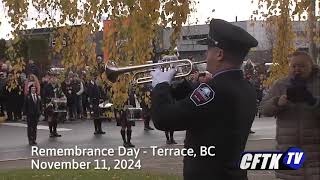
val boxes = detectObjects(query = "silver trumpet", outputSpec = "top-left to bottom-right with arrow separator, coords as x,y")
105,59 -> 206,84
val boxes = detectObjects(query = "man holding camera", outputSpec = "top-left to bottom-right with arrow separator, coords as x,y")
261,51 -> 320,180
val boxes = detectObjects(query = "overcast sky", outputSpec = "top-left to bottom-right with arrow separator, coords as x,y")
190,0 -> 254,23
0,0 -> 255,39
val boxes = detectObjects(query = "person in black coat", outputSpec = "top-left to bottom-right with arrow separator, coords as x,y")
23,85 -> 42,146
0,72 -> 6,116
44,76 -> 63,137
42,76 -> 55,121
81,75 -> 89,119
151,19 -> 258,180
4,73 -> 24,121
87,77 -> 105,135
41,76 -> 55,103
45,102 -> 61,138
62,77 -> 77,120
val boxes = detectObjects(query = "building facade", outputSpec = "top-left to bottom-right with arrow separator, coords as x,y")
162,20 -> 312,63
22,20 -> 315,72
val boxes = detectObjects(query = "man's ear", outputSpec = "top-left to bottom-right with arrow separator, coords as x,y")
216,48 -> 224,61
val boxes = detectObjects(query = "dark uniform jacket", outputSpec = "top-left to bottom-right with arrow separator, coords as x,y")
42,82 -> 55,103
24,94 -> 42,118
151,70 -> 257,180
87,81 -> 100,100
4,80 -> 24,113
171,79 -> 195,101
62,81 -> 76,106
128,87 -> 136,107
0,78 -> 6,102
87,81 -> 101,118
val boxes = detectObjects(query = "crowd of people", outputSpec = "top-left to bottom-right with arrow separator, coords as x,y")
0,60 -> 97,122
242,60 -> 271,120
0,56 -> 269,145
0,58 -> 176,147
0,60 -> 40,121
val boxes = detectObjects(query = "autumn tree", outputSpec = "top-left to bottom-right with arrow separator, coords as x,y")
265,16 -> 277,51
2,0 -> 195,107
253,0 -> 320,85
0,39 -> 7,60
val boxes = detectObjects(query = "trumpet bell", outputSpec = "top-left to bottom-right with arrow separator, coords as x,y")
104,66 -> 120,83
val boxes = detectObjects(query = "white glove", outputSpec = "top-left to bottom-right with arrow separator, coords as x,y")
150,68 -> 176,88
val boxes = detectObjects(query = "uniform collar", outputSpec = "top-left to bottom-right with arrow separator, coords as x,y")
212,69 -> 242,79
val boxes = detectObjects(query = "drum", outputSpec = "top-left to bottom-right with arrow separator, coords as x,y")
53,98 -> 67,113
52,98 -> 67,123
125,107 -> 143,122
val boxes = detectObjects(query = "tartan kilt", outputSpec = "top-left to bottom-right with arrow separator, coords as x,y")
116,110 -> 135,127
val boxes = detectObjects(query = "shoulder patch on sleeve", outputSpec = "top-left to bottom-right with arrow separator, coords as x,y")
190,83 -> 215,106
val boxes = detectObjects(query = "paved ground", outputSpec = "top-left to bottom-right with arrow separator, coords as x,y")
0,116 -> 277,179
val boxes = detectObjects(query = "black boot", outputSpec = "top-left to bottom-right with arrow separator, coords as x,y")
94,119 -> 99,134
170,131 -> 177,144
121,129 -> 127,146
98,119 -> 105,134
165,131 -> 171,144
54,133 -> 62,137
53,122 -> 61,137
49,122 -> 55,138
171,139 -> 177,144
144,118 -> 154,130
126,129 -> 135,147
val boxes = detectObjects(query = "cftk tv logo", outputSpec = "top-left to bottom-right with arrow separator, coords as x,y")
239,147 -> 305,170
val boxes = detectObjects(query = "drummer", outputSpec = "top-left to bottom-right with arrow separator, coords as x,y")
46,76 -> 63,138
87,75 -> 105,135
116,82 -> 136,148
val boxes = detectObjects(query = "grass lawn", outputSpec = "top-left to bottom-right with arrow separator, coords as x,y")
0,169 -> 181,180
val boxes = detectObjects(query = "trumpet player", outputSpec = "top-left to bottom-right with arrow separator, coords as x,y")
151,19 -> 258,180
116,82 -> 136,148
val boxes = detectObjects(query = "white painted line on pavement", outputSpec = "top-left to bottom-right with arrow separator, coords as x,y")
248,137 -> 275,140
0,157 -> 34,162
252,126 -> 276,131
2,123 -> 72,131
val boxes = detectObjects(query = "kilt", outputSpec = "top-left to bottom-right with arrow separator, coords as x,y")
90,98 -> 101,118
116,110 -> 135,127
142,108 -> 151,119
